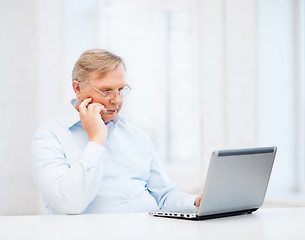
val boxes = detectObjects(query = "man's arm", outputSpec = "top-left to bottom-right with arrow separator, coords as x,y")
146,138 -> 200,211
31,98 -> 108,214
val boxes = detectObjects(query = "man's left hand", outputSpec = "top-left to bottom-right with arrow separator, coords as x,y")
194,195 -> 202,209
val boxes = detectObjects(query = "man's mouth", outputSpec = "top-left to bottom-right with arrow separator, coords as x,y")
106,109 -> 117,113
105,105 -> 119,114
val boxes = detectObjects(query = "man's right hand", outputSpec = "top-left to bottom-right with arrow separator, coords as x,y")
78,98 -> 108,146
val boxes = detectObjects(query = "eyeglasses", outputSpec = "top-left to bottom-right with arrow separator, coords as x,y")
86,83 -> 131,99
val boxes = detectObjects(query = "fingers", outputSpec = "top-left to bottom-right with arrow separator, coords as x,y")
79,98 -> 92,114
88,102 -> 107,115
195,195 -> 202,208
79,98 -> 107,115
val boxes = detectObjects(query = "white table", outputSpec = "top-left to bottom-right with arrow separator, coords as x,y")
0,208 -> 304,240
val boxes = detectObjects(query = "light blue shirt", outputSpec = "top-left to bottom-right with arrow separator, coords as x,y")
31,100 -> 197,214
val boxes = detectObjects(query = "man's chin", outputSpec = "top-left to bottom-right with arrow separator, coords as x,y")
101,113 -> 117,124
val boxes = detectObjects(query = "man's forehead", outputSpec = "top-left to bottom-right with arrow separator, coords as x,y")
88,71 -> 126,89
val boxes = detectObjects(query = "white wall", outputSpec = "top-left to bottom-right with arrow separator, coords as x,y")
0,0 -> 99,215
0,0 -> 40,215
258,0 -> 303,199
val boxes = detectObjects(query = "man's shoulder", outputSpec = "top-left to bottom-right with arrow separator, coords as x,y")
33,102 -> 78,137
33,113 -> 68,139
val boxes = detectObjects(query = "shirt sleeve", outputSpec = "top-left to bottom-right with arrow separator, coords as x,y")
31,126 -> 106,214
146,138 -> 198,212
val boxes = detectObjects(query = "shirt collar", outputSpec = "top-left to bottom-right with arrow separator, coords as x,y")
65,99 -> 81,129
65,99 -> 126,129
112,114 -> 125,124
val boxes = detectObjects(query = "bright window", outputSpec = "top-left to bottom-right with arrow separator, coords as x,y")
296,0 -> 305,190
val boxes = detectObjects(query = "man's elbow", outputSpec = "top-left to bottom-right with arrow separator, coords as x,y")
53,201 -> 87,215
49,193 -> 89,215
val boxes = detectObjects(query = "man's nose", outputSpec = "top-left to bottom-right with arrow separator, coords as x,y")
110,92 -> 122,104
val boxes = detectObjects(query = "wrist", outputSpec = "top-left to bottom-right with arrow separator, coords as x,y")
89,136 -> 106,146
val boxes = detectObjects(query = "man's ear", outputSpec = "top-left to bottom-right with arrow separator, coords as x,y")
72,80 -> 81,98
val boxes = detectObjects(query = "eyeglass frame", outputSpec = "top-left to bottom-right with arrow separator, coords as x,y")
85,83 -> 131,99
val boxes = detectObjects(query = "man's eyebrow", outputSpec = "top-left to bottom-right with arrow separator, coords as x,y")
99,84 -> 128,90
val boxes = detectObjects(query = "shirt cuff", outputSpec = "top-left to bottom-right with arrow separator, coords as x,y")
79,141 -> 106,169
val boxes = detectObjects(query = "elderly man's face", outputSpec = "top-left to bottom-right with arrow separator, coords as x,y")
76,64 -> 127,124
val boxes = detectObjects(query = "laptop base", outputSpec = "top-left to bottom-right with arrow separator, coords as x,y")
149,208 -> 258,221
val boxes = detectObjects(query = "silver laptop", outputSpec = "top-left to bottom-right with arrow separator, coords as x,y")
149,146 -> 277,220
